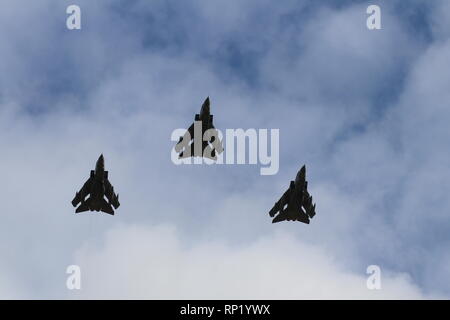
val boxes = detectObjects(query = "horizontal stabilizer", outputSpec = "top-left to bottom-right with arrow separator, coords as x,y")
101,198 -> 115,215
272,212 -> 287,223
75,200 -> 90,213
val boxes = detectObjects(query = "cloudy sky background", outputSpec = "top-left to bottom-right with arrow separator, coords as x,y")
0,0 -> 449,299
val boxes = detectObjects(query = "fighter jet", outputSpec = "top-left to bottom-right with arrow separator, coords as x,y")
71,154 -> 120,215
175,97 -> 222,159
269,165 -> 316,224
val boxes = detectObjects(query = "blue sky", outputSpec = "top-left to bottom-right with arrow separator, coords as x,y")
0,0 -> 449,298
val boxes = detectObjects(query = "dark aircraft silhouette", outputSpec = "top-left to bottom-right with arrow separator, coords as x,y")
71,154 -> 120,215
269,165 -> 316,224
175,97 -> 221,159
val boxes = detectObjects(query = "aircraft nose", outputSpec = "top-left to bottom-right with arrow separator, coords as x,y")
295,165 -> 306,184
96,154 -> 105,171
202,97 -> 210,113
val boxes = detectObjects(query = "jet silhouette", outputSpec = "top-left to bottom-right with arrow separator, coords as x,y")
71,154 -> 120,215
175,97 -> 222,159
269,165 -> 316,223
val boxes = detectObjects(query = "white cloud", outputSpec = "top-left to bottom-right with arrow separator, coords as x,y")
71,224 -> 431,299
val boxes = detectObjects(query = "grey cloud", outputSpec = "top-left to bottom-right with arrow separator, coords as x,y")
0,0 -> 449,298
